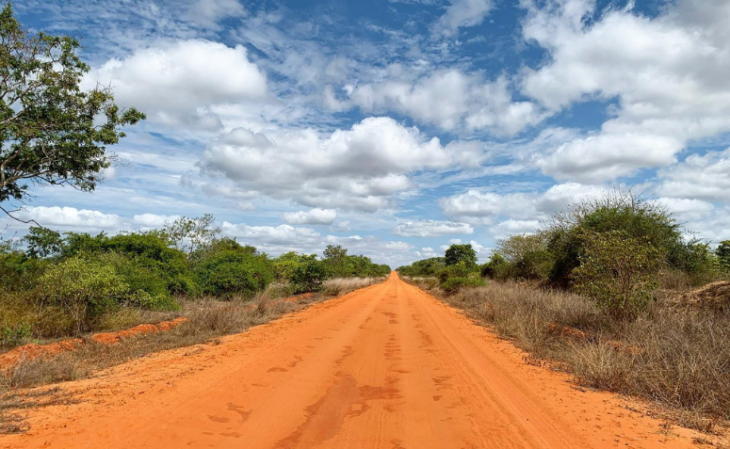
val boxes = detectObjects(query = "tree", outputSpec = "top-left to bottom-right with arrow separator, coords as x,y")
0,4 -> 144,218
24,226 -> 63,258
717,241 -> 730,271
495,234 -> 552,280
163,214 -> 221,252
573,230 -> 660,321
444,244 -> 477,269
323,244 -> 348,276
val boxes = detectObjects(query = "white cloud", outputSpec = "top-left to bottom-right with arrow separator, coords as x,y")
348,70 -> 543,136
440,183 -> 609,223
85,39 -> 267,129
15,207 -> 122,229
282,208 -> 337,225
330,221 -> 351,232
432,0 -> 493,37
655,148 -> 730,201
393,220 -> 474,237
132,213 -> 179,228
200,117 -> 482,211
187,0 -> 246,28
522,0 -> 730,181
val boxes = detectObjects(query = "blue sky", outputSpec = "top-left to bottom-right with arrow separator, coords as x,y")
4,0 -> 730,267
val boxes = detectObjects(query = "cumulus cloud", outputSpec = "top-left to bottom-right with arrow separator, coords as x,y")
84,39 -> 267,129
347,70 -> 543,136
282,208 -> 337,225
439,183 -> 609,222
522,0 -> 730,181
655,148 -> 730,201
15,207 -> 122,229
432,0 -> 493,37
200,117 -> 483,211
132,213 -> 179,228
393,220 -> 474,237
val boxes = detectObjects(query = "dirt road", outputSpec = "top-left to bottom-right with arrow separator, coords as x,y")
2,273 -> 707,448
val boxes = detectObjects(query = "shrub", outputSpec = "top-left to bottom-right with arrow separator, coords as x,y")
441,276 -> 485,295
716,240 -> 730,271
194,239 -> 274,297
96,252 -> 178,310
546,191 -> 682,286
291,260 -> 329,293
0,322 -> 31,347
37,255 -> 129,334
572,230 -> 661,320
495,234 -> 552,280
63,231 -> 199,296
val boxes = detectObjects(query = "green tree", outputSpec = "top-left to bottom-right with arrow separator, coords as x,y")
323,244 -> 348,276
24,226 -> 63,258
717,241 -> 730,271
496,234 -> 552,280
0,4 -> 144,217
444,244 -> 477,269
290,260 -> 329,293
573,230 -> 660,321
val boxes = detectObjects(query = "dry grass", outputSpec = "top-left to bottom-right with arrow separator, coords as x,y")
408,277 -> 730,433
0,277 -> 384,433
323,277 -> 385,296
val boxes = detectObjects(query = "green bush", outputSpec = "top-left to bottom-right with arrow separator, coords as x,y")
572,230 -> 660,321
37,255 -> 129,334
96,252 -> 178,310
194,239 -> 274,297
63,232 -> 199,296
0,322 -> 31,347
716,240 -> 730,272
397,257 -> 445,277
291,260 -> 329,293
547,192 -> 683,286
495,234 -> 552,280
441,276 -> 486,295
444,244 -> 477,269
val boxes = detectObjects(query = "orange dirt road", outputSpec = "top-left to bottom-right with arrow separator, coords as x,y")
1,273 -> 711,448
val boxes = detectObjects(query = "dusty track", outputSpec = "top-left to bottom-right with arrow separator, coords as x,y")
1,273 -> 709,448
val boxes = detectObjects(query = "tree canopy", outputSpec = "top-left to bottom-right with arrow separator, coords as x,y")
0,4 -> 144,217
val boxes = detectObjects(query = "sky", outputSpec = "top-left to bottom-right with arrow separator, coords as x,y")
3,0 -> 730,267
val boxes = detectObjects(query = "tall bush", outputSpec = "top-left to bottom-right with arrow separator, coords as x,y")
572,231 -> 660,320
37,255 -> 129,334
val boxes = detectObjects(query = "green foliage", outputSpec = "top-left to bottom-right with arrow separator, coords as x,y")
440,276 -> 486,295
573,231 -> 660,321
24,226 -> 63,258
547,191 -> 682,286
96,252 -> 178,311
290,260 -> 330,293
444,244 -> 477,269
0,4 -> 144,211
0,322 -> 31,347
323,244 -> 348,277
480,253 -> 511,280
193,239 -> 274,297
495,234 -> 552,280
37,255 -> 129,333
397,257 -> 445,277
0,248 -> 49,291
437,262 -> 485,295
63,231 -> 198,296
716,241 -> 730,271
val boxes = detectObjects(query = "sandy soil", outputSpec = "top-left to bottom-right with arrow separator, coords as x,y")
0,273 -> 716,448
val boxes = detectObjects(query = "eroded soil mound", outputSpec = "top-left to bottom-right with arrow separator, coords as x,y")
675,281 -> 730,311
0,317 -> 188,369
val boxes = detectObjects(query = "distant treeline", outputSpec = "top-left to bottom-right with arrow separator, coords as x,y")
398,191 -> 730,319
0,215 -> 390,339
